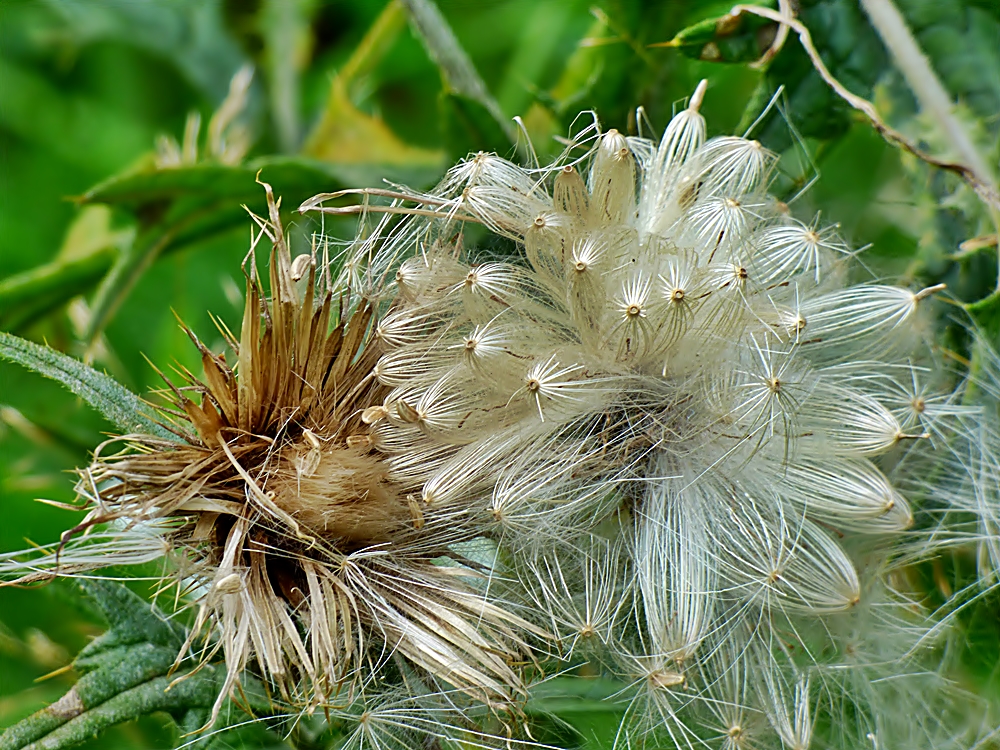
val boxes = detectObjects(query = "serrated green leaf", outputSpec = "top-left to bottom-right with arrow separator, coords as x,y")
905,3 -> 1000,124
0,660 -> 221,750
0,581 -> 277,750
773,0 -> 888,146
0,580 -> 193,750
74,579 -> 185,655
0,332 -> 174,440
678,0 -> 889,153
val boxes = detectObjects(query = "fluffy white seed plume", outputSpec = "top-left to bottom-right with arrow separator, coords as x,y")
759,667 -> 813,750
296,78 -> 989,748
519,537 -> 626,658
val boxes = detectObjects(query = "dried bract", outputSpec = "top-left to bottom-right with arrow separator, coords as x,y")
2,184 -> 535,727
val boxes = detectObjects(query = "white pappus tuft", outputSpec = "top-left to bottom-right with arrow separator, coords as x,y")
301,79 -> 991,748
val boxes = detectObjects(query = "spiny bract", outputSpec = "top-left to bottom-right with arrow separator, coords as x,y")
1,185 -> 538,733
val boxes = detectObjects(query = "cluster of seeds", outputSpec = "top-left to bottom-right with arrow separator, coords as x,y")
309,80 -> 992,747
3,188 -> 539,731
4,81 -> 997,749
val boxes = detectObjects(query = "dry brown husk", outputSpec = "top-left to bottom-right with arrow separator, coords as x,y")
53,183 -> 537,723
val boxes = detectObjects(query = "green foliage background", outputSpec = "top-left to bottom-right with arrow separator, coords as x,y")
0,0 -> 998,747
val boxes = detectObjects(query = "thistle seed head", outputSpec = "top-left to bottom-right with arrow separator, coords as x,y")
5,78 -> 994,748
295,80 -> 987,746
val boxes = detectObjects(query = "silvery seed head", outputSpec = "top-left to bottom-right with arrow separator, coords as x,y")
298,80 -> 991,747
4,79 -> 995,748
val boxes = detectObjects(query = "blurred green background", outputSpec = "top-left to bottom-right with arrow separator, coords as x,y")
1,0 -> 998,747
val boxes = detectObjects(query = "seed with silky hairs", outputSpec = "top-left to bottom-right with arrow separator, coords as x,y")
294,78 -> 980,748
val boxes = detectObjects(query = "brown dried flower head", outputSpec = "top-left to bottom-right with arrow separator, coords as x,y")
13,184 -> 535,724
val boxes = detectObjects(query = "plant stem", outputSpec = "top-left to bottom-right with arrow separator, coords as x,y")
860,0 -> 1000,289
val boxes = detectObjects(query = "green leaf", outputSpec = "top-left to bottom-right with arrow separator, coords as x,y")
39,0 -> 250,105
661,5 -> 780,65
0,249 -> 115,332
0,331 -> 174,440
765,0 -> 889,149
302,2 -> 446,168
77,155 -> 439,344
400,0 -> 513,142
80,156 -> 393,208
74,579 -> 185,654
901,1 -> 1000,122
302,79 -> 448,168
968,290 -> 1000,341
0,664 -> 212,750
526,677 -> 627,750
82,228 -> 177,348
0,581 -> 275,750
670,0 -> 890,153
440,92 -> 514,159
526,676 -> 629,715
0,206 -> 132,333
